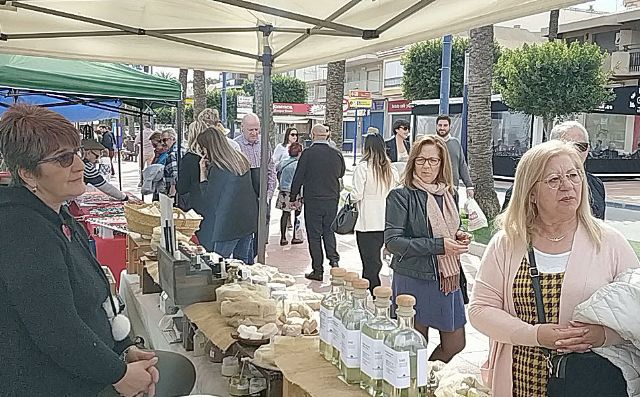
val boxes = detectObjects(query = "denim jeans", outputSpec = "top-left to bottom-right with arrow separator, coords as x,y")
213,233 -> 254,264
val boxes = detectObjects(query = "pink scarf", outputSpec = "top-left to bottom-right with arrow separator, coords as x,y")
412,175 -> 461,294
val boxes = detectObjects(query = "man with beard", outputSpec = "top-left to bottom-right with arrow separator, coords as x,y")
435,115 -> 474,199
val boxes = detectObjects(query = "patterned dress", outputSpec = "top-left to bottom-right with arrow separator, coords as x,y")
512,256 -> 564,397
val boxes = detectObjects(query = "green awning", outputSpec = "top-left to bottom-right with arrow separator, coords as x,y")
0,54 -> 182,103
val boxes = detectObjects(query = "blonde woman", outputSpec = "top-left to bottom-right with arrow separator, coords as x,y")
469,140 -> 639,397
385,135 -> 471,363
352,131 -> 399,293
196,127 -> 257,262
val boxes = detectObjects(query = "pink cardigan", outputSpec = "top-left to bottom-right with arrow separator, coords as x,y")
468,222 -> 640,397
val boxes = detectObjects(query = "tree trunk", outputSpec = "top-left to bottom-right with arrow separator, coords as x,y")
326,60 -> 346,146
467,25 -> 501,220
543,116 -> 554,142
193,70 -> 206,119
548,9 -> 560,41
178,69 -> 188,137
254,74 -> 275,145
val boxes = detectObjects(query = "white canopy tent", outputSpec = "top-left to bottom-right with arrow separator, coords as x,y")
0,0 -> 580,262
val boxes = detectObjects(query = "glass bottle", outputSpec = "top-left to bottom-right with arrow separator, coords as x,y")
360,286 -> 398,396
339,278 -> 373,385
382,295 -> 429,397
319,267 -> 347,360
332,271 -> 360,367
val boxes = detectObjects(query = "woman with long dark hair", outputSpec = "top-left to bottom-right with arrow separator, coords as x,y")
272,127 -> 299,166
275,142 -> 304,246
351,131 -> 399,292
196,127 -> 258,262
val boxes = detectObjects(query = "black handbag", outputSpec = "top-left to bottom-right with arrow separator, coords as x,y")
528,249 -> 628,397
331,194 -> 358,235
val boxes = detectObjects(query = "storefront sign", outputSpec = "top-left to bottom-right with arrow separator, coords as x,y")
273,103 -> 311,115
349,90 -> 372,99
310,104 -> 326,116
372,100 -> 385,112
349,98 -> 373,109
236,95 -> 254,115
387,99 -> 411,113
594,86 -> 640,115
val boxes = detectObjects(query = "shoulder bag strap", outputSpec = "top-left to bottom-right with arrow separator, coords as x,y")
529,248 -> 552,359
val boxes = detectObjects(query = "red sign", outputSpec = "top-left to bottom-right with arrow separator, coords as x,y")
387,99 -> 412,113
273,103 -> 311,115
349,90 -> 372,99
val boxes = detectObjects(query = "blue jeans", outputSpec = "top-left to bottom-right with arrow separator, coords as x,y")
213,234 -> 254,264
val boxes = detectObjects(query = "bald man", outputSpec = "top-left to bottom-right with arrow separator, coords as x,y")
290,124 -> 346,280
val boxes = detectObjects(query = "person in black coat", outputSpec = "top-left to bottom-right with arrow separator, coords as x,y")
195,127 -> 258,262
502,121 -> 606,220
385,118 -> 411,162
0,105 -> 160,397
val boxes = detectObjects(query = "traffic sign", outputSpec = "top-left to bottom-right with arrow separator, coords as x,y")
342,98 -> 349,112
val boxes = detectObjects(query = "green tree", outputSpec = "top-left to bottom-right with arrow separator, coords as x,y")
242,74 -> 307,104
205,88 -> 245,123
494,41 -> 612,138
402,37 -> 501,101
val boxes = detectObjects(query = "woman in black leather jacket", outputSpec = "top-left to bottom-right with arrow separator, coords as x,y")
384,134 -> 471,364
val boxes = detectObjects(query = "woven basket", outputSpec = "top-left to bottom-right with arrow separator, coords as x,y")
124,203 -> 202,237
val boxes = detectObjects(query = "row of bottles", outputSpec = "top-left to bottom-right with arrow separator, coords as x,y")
319,269 -> 433,397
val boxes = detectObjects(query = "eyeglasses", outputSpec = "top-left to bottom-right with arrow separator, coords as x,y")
573,142 -> 589,153
398,126 -> 410,131
290,133 -> 298,137
38,148 -> 82,168
162,137 -> 174,143
415,157 -> 441,167
538,171 -> 583,190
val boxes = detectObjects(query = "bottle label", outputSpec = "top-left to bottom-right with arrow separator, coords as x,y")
334,318 -> 344,353
361,333 -> 384,379
319,306 -> 333,344
342,329 -> 361,368
383,345 -> 410,389
417,348 -> 428,387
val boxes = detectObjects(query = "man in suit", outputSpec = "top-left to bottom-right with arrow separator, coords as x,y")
502,121 -> 606,219
385,119 -> 411,162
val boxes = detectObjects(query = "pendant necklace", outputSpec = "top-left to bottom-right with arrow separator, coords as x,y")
546,234 -> 566,242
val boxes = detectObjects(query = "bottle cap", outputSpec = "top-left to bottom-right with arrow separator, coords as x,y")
344,272 -> 359,283
352,278 -> 370,290
330,268 -> 347,277
396,294 -> 416,308
373,286 -> 392,299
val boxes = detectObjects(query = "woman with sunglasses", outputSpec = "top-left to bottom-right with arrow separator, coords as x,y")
0,105 -> 164,396
273,127 -> 299,167
81,138 -> 128,201
385,119 -> 411,162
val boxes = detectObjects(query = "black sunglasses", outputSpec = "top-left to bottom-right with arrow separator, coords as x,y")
290,133 -> 298,136
574,142 -> 589,153
38,148 -> 82,168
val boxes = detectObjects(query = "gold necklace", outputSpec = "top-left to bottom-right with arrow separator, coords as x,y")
546,234 -> 566,242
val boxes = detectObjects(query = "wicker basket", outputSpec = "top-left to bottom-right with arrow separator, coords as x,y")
124,203 -> 202,237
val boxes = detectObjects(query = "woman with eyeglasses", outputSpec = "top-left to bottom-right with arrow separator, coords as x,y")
385,135 -> 470,364
0,105 -> 166,396
273,127 -> 299,167
469,140 -> 638,397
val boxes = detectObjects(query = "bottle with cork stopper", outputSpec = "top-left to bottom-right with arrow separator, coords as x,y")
319,267 -> 347,360
360,286 -> 398,396
332,271 -> 360,367
339,278 -> 373,385
382,295 -> 429,397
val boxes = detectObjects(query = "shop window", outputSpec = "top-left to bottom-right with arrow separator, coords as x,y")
582,113 -> 627,154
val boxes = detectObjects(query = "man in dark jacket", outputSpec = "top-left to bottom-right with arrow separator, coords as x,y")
502,121 -> 606,219
290,124 -> 346,281
99,124 -> 116,176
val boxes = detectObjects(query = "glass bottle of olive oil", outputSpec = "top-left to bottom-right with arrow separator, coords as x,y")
332,272 -> 359,367
319,267 -> 347,360
339,278 -> 372,385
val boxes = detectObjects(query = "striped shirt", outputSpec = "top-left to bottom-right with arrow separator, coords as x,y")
83,159 -> 106,188
234,135 -> 276,198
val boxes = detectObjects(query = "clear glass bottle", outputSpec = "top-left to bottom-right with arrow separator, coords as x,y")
339,278 -> 373,385
332,271 -> 359,367
319,267 -> 347,360
382,295 -> 429,397
360,286 -> 398,396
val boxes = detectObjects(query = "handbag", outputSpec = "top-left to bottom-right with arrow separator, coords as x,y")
528,249 -> 628,397
331,194 -> 358,235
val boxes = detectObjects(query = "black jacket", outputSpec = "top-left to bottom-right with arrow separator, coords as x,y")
502,172 -> 606,220
177,151 -> 205,212
385,136 -> 411,162
384,187 -> 449,281
196,166 -> 258,250
0,187 -> 129,397
290,142 -> 346,201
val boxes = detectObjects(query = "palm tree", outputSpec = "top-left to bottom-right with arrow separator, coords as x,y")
253,74 -> 275,144
178,68 -> 188,135
548,9 -> 560,41
467,25 -> 501,219
193,70 -> 206,119
325,60 -> 346,146
155,71 -> 177,80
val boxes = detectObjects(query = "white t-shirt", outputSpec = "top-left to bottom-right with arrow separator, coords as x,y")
533,248 -> 571,274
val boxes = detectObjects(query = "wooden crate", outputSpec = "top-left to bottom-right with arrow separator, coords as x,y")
140,256 -> 162,294
126,234 -> 151,274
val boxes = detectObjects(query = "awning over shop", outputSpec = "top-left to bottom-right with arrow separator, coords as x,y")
273,115 -> 309,124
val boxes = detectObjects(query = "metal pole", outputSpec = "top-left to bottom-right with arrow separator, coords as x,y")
257,30 -> 273,264
115,119 -> 123,191
353,108 -> 358,166
139,107 -> 145,200
439,34 -> 452,115
221,72 -> 228,127
461,51 -> 469,158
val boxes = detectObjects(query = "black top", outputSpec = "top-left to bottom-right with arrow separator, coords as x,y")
196,166 -> 258,249
0,187 -> 130,397
101,131 -> 115,150
290,142 -> 346,201
502,172 -> 606,220
176,151 -> 205,213
385,136 -> 411,162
